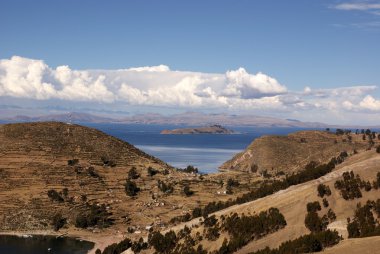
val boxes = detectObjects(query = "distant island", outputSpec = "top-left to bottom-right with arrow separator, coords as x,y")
160,124 -> 234,134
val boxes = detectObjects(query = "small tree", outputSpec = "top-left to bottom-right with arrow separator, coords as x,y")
47,189 -> 64,202
125,179 -> 140,196
147,167 -> 158,177
128,167 -> 140,179
323,198 -> 329,208
52,213 -> 66,231
183,185 -> 194,197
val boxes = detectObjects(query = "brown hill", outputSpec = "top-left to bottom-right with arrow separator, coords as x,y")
0,122 -> 257,252
0,122 -> 172,231
220,130 -> 377,174
150,148 -> 380,254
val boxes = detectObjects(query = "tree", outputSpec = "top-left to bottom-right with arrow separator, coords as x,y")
52,213 -> 66,231
147,166 -> 158,176
125,179 -> 140,196
47,189 -> 64,202
148,231 -> 177,254
183,185 -> 194,196
128,167 -> 140,179
307,201 -> 321,213
323,198 -> 329,208
317,184 -> 331,198
305,211 -> 328,232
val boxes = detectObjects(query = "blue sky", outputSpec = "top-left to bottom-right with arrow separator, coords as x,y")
1,0 -> 380,124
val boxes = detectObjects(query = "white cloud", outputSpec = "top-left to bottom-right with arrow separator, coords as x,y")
1,55 -> 380,123
127,65 -> 170,72
334,2 -> 380,11
359,95 -> 380,111
0,56 -> 288,110
222,68 -> 287,99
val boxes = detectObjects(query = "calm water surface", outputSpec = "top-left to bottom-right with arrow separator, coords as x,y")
0,235 -> 94,254
85,124 -> 313,173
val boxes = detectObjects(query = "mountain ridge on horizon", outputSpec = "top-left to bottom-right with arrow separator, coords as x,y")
1,111 -> 379,129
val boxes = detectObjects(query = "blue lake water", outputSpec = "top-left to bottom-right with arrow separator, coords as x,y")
0,235 -> 94,254
85,124 -> 313,174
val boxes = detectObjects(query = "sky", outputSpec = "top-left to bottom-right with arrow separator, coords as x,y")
0,0 -> 380,125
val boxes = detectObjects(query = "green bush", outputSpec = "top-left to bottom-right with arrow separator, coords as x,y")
128,167 -> 140,179
147,166 -> 159,176
47,189 -> 64,202
317,184 -> 331,198
158,180 -> 173,194
67,159 -> 79,166
183,185 -> 194,196
75,204 -> 113,229
252,230 -> 341,254
148,231 -> 177,254
125,179 -> 140,196
52,213 -> 66,231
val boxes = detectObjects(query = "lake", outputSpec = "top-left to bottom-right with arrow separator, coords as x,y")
85,123 -> 312,174
0,235 -> 94,254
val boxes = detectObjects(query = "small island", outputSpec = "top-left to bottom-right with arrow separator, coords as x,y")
160,124 -> 234,134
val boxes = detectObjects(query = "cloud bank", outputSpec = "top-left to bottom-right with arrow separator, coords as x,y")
0,56 -> 379,123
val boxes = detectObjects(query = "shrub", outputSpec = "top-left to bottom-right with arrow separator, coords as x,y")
128,167 -> 140,179
47,189 -> 64,202
88,166 -> 100,178
131,237 -> 148,253
52,213 -> 66,231
251,230 -> 341,254
227,178 -> 240,188
178,165 -> 199,174
147,166 -> 158,176
101,157 -> 116,167
327,209 -> 336,222
158,180 -> 173,194
218,208 -> 287,253
317,184 -> 331,198
377,146 -> 380,153
125,179 -> 140,196
67,159 -> 79,166
322,198 -> 329,208
183,185 -> 194,196
75,203 -> 113,229
347,200 -> 380,238
203,215 -> 218,227
334,171 -> 363,200
102,237 -> 132,254
305,212 -> 328,233
307,201 -> 322,213
148,231 -> 177,254
192,207 -> 202,218
62,188 -> 69,197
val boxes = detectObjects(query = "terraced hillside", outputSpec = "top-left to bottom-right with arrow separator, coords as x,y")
220,130 -> 377,174
0,122 -> 174,230
0,122 -> 258,252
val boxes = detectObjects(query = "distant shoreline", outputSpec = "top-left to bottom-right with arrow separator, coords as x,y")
160,125 -> 234,134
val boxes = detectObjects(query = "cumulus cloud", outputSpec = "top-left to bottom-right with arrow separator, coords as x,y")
0,56 -> 288,110
359,95 -> 380,111
222,68 -> 287,99
1,56 -> 379,119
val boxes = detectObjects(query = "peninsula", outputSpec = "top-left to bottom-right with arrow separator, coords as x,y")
160,124 -> 234,134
